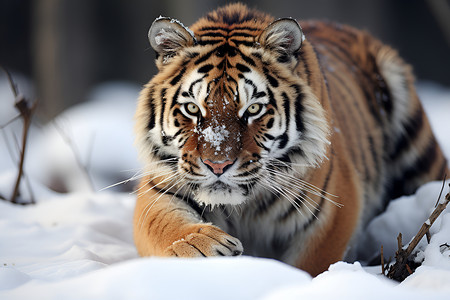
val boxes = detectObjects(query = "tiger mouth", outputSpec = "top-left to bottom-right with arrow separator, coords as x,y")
193,179 -> 249,206
207,181 -> 233,193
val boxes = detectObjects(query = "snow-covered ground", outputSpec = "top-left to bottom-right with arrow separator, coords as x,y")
0,76 -> 449,299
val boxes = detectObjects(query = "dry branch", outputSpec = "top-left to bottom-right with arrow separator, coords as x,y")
1,67 -> 37,205
386,184 -> 450,281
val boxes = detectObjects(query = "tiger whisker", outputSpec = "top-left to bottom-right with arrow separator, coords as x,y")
265,167 -> 322,196
132,169 -> 178,195
139,173 -> 187,229
263,157 -> 339,198
265,167 -> 342,207
100,157 -> 179,191
137,171 -> 180,199
262,179 -> 306,217
264,176 -> 319,218
272,168 -> 338,198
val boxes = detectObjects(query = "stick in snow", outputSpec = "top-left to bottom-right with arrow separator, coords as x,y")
386,183 -> 450,281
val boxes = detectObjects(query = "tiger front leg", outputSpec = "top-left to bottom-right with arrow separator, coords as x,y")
133,184 -> 243,258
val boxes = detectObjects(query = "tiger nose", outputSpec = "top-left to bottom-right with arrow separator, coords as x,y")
203,159 -> 235,176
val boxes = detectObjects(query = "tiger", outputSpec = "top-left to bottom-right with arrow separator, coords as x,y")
133,3 -> 448,276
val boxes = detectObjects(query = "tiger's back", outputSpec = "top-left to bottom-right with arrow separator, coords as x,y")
303,21 -> 447,218
133,4 -> 448,276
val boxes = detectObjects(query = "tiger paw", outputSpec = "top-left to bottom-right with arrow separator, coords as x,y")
165,225 -> 243,257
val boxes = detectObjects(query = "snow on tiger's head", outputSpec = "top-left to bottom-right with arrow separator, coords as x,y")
134,4 -> 330,207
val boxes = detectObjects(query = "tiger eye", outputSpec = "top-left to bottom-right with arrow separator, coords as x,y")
185,103 -> 199,115
247,103 -> 261,115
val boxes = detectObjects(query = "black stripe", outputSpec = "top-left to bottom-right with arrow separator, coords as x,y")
236,49 -> 256,66
243,78 -> 259,99
263,67 -> 279,87
276,133 -> 289,149
170,67 -> 186,86
219,11 -> 259,25
293,87 -> 305,133
197,39 -> 223,46
197,26 -> 229,32
187,52 -> 200,59
386,137 -> 440,202
159,88 -> 167,137
264,133 -> 275,140
198,64 -> 214,73
251,52 -> 262,59
254,91 -> 266,98
403,138 -> 437,182
230,32 -> 254,37
146,88 -> 156,130
189,78 -> 204,98
229,26 -> 261,31
198,26 -> 260,34
298,48 -> 312,85
282,92 -> 290,130
236,63 -> 251,73
216,44 -> 237,57
254,138 -> 271,152
173,128 -> 184,139
237,184 -> 250,196
389,108 -> 424,160
217,59 -> 225,70
230,39 -> 254,47
200,31 -> 226,38
194,50 -> 216,65
267,88 -> 278,109
169,86 -> 181,110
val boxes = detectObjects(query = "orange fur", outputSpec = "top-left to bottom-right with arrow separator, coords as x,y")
133,4 -> 448,276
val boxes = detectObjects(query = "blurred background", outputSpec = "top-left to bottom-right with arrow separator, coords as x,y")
1,0 -> 450,119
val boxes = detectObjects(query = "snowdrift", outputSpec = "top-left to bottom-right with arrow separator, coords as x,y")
1,78 -> 449,299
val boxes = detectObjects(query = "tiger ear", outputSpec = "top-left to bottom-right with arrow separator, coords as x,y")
259,18 -> 304,56
148,17 -> 196,63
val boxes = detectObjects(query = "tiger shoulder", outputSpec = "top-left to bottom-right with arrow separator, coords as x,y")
132,3 -> 448,276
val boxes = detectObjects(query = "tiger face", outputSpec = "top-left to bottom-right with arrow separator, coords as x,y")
135,16 -> 330,207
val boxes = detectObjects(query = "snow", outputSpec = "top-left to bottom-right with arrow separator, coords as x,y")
1,77 -> 450,299
200,124 -> 229,151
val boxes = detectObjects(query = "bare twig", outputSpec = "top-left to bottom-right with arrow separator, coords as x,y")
11,132 -> 36,204
10,91 -> 37,203
397,233 -> 403,253
387,183 -> 450,281
404,186 -> 450,257
381,245 -> 385,275
1,66 -> 37,204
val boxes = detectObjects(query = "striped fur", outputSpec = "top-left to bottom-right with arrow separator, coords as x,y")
133,4 -> 448,276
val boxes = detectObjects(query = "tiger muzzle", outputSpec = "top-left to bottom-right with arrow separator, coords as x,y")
202,159 -> 236,176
